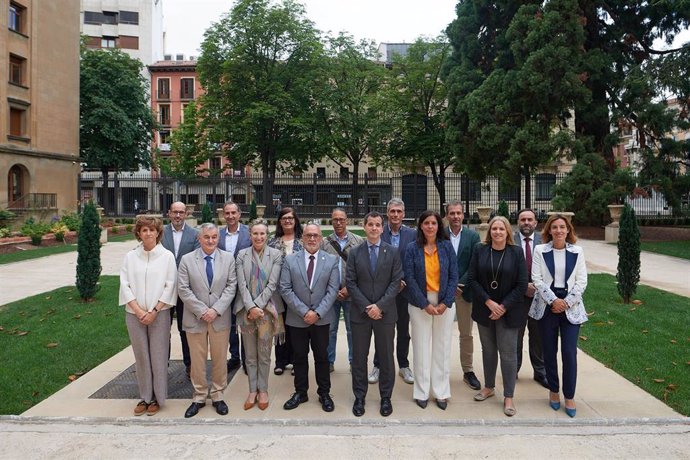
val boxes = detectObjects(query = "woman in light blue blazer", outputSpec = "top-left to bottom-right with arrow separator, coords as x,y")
529,214 -> 588,417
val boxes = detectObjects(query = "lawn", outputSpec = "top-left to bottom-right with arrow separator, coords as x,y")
0,276 -> 129,415
640,240 -> 690,260
579,274 -> 690,416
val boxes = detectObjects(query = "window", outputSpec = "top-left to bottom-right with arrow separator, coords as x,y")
9,107 -> 25,137
85,36 -> 101,48
535,173 -> 557,201
83,11 -> 102,24
316,167 -> 326,179
118,35 -> 139,50
159,104 -> 170,125
461,178 -> 481,201
180,78 -> 194,99
210,156 -> 221,171
119,11 -> 139,25
9,54 -> 25,86
339,167 -> 349,180
367,167 -> 377,180
8,165 -> 25,205
101,36 -> 116,48
157,78 -> 170,99
159,131 -> 170,144
102,11 -> 118,24
9,2 -> 24,33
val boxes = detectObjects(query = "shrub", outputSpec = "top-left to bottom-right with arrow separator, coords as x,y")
51,223 -> 70,242
76,202 -> 102,301
0,208 -> 17,226
616,204 -> 640,304
21,220 -> 51,246
125,224 -> 133,233
59,211 -> 81,232
0,227 -> 10,238
249,200 -> 258,221
497,200 -> 510,220
201,203 -> 213,224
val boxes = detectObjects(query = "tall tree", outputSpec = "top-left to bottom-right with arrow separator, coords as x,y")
197,0 -> 325,208
444,0 -> 690,221
80,48 -> 155,214
314,33 -> 390,216
76,201 -> 101,301
616,204 -> 640,304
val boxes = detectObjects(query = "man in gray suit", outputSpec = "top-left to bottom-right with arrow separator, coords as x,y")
515,208 -> 548,388
178,223 -> 237,418
280,222 -> 339,412
162,201 -> 200,376
346,211 -> 403,417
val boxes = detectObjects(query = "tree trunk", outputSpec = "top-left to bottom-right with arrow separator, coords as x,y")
352,162 -> 360,218
100,167 -> 110,215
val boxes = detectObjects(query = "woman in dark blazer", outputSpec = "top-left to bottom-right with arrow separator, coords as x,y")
404,210 -> 458,410
468,215 -> 527,416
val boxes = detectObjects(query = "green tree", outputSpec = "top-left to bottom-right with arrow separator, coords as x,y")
160,102 -> 212,179
80,48 -> 155,215
315,33 -> 391,216
497,200 -> 510,219
197,0 -> 324,207
444,0 -> 690,215
379,37 -> 454,214
201,203 -> 213,224
616,204 -> 640,304
76,202 -> 102,301
249,200 -> 258,221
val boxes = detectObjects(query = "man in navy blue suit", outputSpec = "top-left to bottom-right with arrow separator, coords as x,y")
218,201 -> 251,372
369,198 -> 417,386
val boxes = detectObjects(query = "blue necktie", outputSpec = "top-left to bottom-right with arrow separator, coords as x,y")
369,245 -> 378,273
205,255 -> 213,286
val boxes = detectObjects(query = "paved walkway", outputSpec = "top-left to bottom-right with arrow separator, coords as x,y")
0,236 -> 688,458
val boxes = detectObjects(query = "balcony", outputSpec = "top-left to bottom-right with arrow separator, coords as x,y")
8,192 -> 57,210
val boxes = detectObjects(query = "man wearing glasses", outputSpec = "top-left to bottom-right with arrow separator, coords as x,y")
162,201 -> 200,377
280,222 -> 339,412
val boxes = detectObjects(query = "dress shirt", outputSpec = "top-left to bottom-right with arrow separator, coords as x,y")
224,226 -> 240,255
304,250 -> 320,289
449,227 -> 462,254
171,223 -> 186,259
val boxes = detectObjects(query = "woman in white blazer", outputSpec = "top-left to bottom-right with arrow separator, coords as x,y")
529,214 -> 587,418
235,219 -> 285,410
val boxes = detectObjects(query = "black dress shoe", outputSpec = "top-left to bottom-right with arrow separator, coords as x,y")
212,400 -> 229,415
436,399 -> 448,410
534,374 -> 549,389
184,402 -> 205,418
227,359 -> 241,372
352,398 -> 365,417
319,394 -> 335,412
283,392 -> 308,410
463,371 -> 481,391
380,397 -> 393,417
415,398 -> 428,409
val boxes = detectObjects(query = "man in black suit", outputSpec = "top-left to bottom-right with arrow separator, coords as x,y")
514,208 -> 548,388
369,198 -> 417,385
346,212 -> 403,417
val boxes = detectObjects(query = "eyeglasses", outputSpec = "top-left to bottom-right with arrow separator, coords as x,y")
280,216 -> 295,221
331,218 -> 346,223
303,233 -> 321,240
170,210 -> 185,215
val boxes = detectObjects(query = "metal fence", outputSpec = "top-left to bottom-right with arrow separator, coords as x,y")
79,171 -> 681,221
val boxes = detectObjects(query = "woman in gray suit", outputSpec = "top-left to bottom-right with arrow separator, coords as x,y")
236,219 -> 285,410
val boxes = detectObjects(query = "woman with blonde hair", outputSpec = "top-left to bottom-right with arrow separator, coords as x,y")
119,215 -> 178,416
468,215 -> 527,416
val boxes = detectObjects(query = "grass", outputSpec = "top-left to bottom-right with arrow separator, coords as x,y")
0,232 -> 135,265
579,274 -> 690,416
640,240 -> 690,260
0,276 -> 129,415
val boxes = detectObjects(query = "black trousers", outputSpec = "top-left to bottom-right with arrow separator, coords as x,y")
291,323 -> 330,397
352,320 -> 395,400
274,310 -> 293,368
373,294 -> 410,368
169,296 -> 190,367
517,296 -> 545,377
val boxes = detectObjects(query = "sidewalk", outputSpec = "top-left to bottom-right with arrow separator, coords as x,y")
1,238 -> 688,458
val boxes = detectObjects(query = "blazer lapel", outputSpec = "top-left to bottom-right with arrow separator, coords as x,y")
543,249 -> 556,281
565,249 -> 578,284
194,252 -> 211,289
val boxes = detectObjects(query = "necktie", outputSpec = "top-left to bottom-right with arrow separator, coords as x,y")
370,245 -> 378,273
205,255 -> 214,286
524,237 -> 533,279
307,255 -> 315,287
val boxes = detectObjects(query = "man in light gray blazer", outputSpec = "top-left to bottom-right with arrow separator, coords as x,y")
346,211 -> 403,417
514,208 -> 547,388
280,222 -> 339,412
162,201 -> 200,375
178,223 -> 237,418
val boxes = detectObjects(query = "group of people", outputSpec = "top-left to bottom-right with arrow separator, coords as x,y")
118,198 -> 587,419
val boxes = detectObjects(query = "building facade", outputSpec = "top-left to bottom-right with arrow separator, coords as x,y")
1,0 -> 81,217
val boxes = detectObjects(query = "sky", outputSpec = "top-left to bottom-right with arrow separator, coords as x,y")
162,0 -> 459,58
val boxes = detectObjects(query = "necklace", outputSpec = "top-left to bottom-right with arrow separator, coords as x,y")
490,247 -> 505,290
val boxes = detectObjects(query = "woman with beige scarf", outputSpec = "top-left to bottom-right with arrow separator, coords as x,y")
235,219 -> 285,410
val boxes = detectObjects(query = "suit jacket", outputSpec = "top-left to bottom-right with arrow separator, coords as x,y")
234,245 -> 284,314
218,224 -> 251,257
162,223 -> 200,267
448,225 -> 481,302
529,242 -> 588,325
382,224 -> 417,299
321,230 -> 364,288
514,230 -> 542,282
468,243 -> 527,328
345,240 -> 403,324
403,240 -> 458,309
279,249 -> 339,328
177,248 -> 237,333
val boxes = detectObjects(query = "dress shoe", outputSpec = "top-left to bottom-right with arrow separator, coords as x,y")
244,394 -> 257,410
227,359 -> 241,372
212,400 -> 229,415
398,367 -> 414,384
549,392 -> 561,411
283,392 -> 308,410
274,366 -> 284,375
352,398 -> 365,417
565,400 -> 576,417
319,394 -> 335,412
436,399 -> 448,410
133,400 -> 148,416
258,392 -> 269,411
534,374 -> 549,389
473,389 -> 495,401
184,402 -> 205,418
380,397 -> 393,417
185,365 -> 191,378
146,400 -> 160,416
415,398 -> 428,409
463,371 -> 481,391
329,363 -> 335,373
503,400 -> 517,417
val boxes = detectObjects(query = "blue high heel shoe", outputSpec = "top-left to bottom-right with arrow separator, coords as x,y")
565,407 -> 576,417
549,400 -> 561,411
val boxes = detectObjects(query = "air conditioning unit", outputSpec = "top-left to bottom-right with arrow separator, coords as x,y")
176,54 -> 185,61
164,54 -> 172,60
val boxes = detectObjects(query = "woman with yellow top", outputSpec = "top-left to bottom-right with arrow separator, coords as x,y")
403,210 -> 458,410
